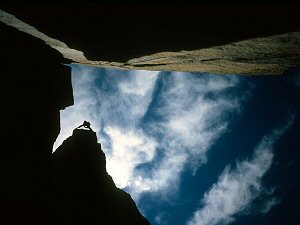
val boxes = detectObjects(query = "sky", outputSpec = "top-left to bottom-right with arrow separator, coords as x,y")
53,65 -> 300,225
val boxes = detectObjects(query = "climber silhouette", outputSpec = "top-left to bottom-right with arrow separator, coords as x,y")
77,120 -> 93,131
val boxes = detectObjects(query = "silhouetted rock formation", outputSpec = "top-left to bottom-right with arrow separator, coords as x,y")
0,20 -> 73,225
52,128 -> 150,225
0,16 -> 150,225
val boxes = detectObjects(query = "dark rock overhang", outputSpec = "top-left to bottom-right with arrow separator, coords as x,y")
1,2 -> 300,75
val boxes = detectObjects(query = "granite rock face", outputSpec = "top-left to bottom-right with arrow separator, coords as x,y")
124,32 -> 300,75
1,3 -> 300,75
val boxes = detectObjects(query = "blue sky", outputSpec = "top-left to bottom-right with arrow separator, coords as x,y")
54,65 -> 300,225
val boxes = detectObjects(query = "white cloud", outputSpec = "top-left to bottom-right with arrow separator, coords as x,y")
259,197 -> 281,214
53,65 -> 100,150
53,66 -> 159,150
118,70 -> 157,96
155,211 -> 172,225
104,126 -> 157,188
54,66 -> 249,203
126,73 -> 244,200
186,116 -> 294,225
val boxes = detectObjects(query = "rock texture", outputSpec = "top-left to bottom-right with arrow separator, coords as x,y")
52,128 -> 150,225
124,32 -> 300,75
0,10 -> 87,63
1,3 -> 300,75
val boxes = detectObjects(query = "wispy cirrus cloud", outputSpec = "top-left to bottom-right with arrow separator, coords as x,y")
186,116 -> 294,225
54,65 -> 249,202
129,73 -> 246,200
259,197 -> 281,214
54,66 -> 158,150
155,211 -> 172,225
54,66 -> 160,190
104,126 -> 157,188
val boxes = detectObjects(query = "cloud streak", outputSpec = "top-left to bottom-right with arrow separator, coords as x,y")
186,116 -> 294,225
54,66 -> 249,203
129,73 -> 245,200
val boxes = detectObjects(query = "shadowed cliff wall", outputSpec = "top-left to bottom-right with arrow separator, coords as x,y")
0,21 -> 73,224
1,2 -> 300,75
52,128 -> 150,225
0,20 -> 149,225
